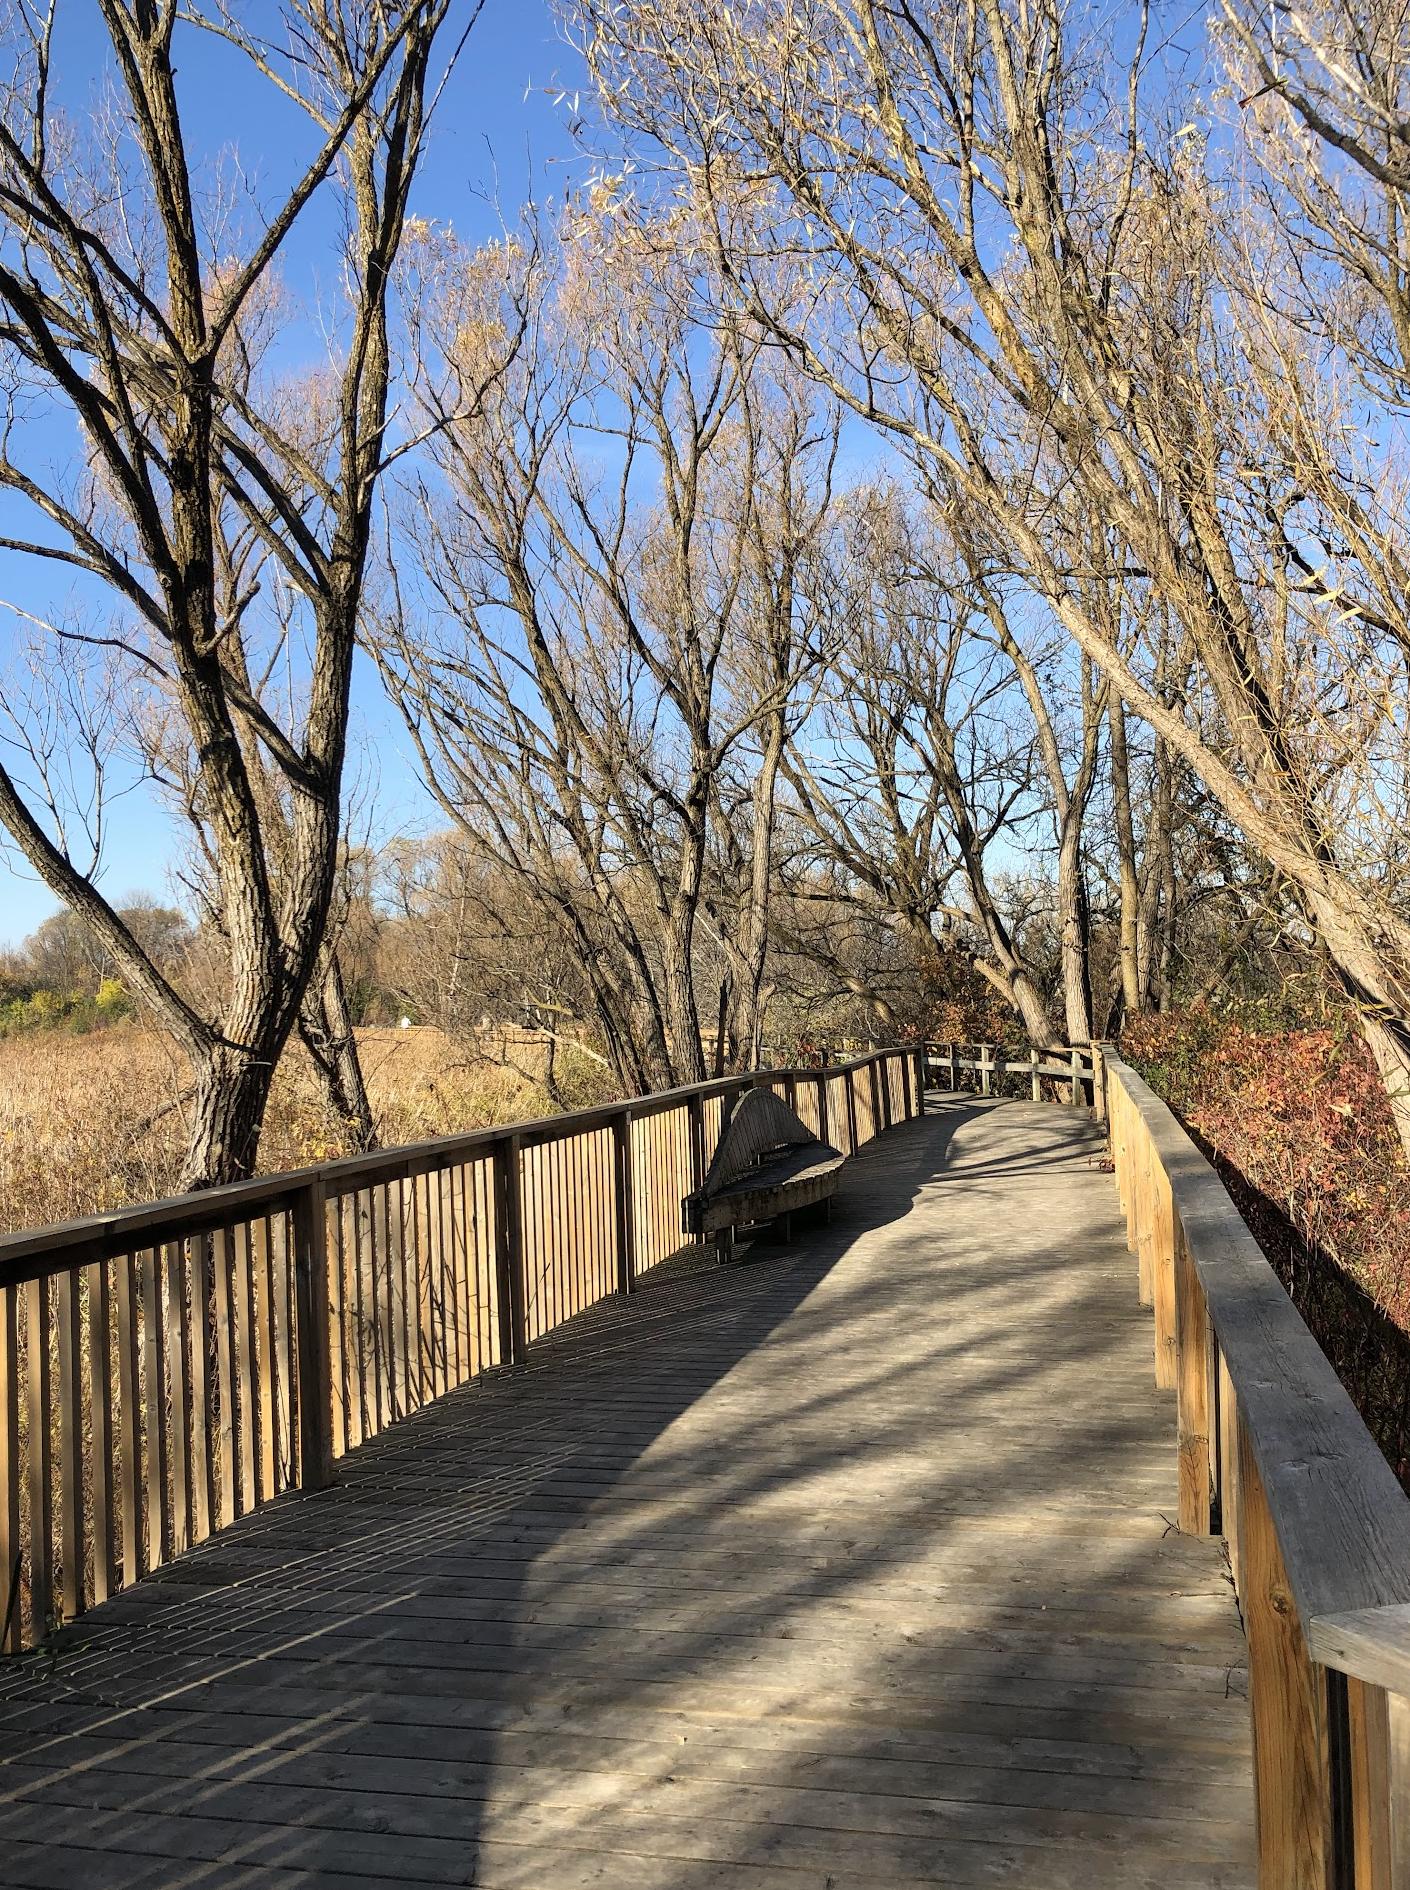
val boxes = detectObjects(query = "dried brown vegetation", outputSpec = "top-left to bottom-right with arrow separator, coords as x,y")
0,1026 -> 598,1238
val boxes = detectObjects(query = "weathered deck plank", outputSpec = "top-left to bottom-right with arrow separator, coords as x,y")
0,1097 -> 1254,1888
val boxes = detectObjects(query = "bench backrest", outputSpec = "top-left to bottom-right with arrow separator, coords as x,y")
698,1089 -> 820,1201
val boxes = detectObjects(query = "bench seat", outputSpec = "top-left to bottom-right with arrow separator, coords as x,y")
683,1088 -> 846,1260
696,1140 -> 845,1235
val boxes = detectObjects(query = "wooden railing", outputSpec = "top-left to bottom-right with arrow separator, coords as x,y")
924,1039 -> 1099,1110
1104,1047 -> 1410,1890
0,1044 -> 925,1653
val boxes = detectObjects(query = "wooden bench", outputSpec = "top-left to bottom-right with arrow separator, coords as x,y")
683,1088 -> 845,1263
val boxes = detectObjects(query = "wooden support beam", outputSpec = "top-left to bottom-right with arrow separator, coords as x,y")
612,1109 -> 636,1297
1238,1425 -> 1334,1890
292,1178 -> 335,1495
493,1135 -> 526,1369
1175,1216 -> 1212,1534
1152,1160 -> 1178,1390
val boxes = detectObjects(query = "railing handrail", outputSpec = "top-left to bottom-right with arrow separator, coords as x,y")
0,1045 -> 915,1287
1105,1049 -> 1410,1628
1101,1043 -> 1410,1884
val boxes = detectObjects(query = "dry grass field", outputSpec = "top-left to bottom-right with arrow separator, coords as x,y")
0,1024 -> 597,1237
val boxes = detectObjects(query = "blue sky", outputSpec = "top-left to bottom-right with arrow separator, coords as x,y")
0,0 -> 584,945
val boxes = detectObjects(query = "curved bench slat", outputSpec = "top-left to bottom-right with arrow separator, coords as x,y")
684,1089 -> 845,1246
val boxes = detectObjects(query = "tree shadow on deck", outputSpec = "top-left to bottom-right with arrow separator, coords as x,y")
0,1098 -> 1255,1890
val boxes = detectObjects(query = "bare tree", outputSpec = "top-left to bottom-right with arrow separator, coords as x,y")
578,0 -> 1410,1147
376,213 -> 838,1087
0,0 -> 478,1184
781,489 -> 1117,1045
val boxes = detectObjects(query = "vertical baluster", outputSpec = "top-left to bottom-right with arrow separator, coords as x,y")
467,1158 -> 482,1377
54,1267 -> 84,1623
188,1234 -> 214,1547
493,1135 -> 526,1367
388,1178 -> 409,1421
115,1253 -> 141,1586
272,1214 -> 294,1487
253,1217 -> 276,1502
329,1192 -> 348,1456
0,1286 -> 21,1648
292,1176 -> 334,1494
410,1168 -> 429,1406
1346,1677 -> 1392,1890
213,1226 -> 237,1531
139,1247 -> 167,1569
614,1109 -> 636,1297
353,1188 -> 374,1445
234,1222 -> 258,1514
165,1239 -> 193,1555
438,1165 -> 458,1393
24,1277 -> 52,1637
373,1181 -> 393,1431
87,1259 -> 115,1606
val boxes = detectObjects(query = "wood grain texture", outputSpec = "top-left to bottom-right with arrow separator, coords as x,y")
1104,1058 -> 1410,1629
1176,1221 -> 1213,1537
1348,1678 -> 1392,1890
1237,1422 -> 1331,1889
0,1288 -> 18,1650
0,1098 -> 1253,1890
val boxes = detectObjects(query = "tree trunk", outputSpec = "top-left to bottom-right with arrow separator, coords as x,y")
730,718 -> 786,1073
181,1042 -> 279,1191
299,952 -> 376,1155
1056,810 -> 1094,1046
1137,739 -> 1174,1011
1108,696 -> 1143,1019
661,766 -> 710,1085
661,911 -> 707,1084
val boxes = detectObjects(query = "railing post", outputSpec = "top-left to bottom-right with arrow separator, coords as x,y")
492,1134 -> 526,1367
914,1044 -> 926,1116
1136,1131 -> 1155,1310
293,1175 -> 336,1494
844,1064 -> 858,1153
688,1092 -> 707,1194
1029,1046 -> 1041,1102
1092,1042 -> 1110,1124
949,1042 -> 959,1092
1070,1045 -> 1083,1109
1174,1215 -> 1211,1529
1153,1156 -> 1178,1392
869,1056 -> 883,1139
817,1070 -> 830,1148
980,1043 -> 992,1097
612,1108 -> 637,1297
1238,1429 -> 1335,1889
899,1049 -> 911,1121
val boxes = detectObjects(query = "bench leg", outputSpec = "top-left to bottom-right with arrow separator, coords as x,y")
714,1227 -> 735,1266
777,1212 -> 793,1243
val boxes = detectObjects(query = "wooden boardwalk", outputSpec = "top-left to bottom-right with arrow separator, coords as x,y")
0,1096 -> 1254,1889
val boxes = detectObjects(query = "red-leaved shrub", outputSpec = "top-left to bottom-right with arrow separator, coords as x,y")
1122,1008 -> 1410,1484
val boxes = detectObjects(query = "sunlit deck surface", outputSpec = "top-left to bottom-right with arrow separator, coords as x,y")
0,1097 -> 1254,1889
